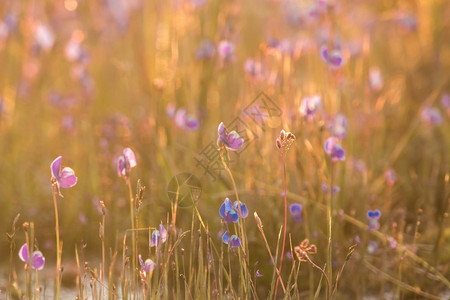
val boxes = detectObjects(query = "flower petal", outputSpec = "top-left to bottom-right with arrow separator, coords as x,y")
58,167 -> 78,188
222,231 -> 229,244
233,201 -> 249,218
50,156 -> 62,179
226,131 -> 244,150
144,259 -> 156,272
123,148 -> 136,169
159,224 -> 167,244
32,251 -> 45,270
19,243 -> 28,263
229,235 -> 242,248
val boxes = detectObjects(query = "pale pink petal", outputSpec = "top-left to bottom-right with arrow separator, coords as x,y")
58,167 -> 78,188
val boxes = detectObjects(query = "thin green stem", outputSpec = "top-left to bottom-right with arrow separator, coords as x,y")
51,183 -> 61,300
125,178 -> 137,293
327,162 -> 334,297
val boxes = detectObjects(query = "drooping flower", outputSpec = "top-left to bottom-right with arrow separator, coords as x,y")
18,244 -> 45,270
217,122 -> 244,151
222,231 -> 241,248
51,156 -> 77,196
367,210 -> 381,231
139,254 -> 156,273
324,137 -> 345,162
328,113 -> 348,139
289,203 -> 303,222
299,95 -> 322,121
150,224 -> 167,247
219,198 -> 239,223
420,106 -> 443,126
117,148 -> 137,177
320,45 -> 345,69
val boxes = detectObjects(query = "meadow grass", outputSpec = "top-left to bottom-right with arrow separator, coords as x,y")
1,0 -> 450,299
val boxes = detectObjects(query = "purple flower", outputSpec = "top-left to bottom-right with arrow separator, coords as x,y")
321,183 -> 340,195
244,58 -> 263,80
174,109 -> 200,131
328,113 -> 348,139
299,95 -> 322,121
441,93 -> 450,111
139,254 -> 156,273
289,203 -> 303,222
217,122 -> 244,151
324,137 -> 345,162
320,45 -> 345,69
233,201 -> 249,218
18,244 -> 45,270
151,224 -> 167,247
256,269 -> 263,277
117,148 -> 137,177
222,231 -> 241,248
196,39 -> 215,60
367,209 -> 381,231
51,156 -> 77,196
385,169 -> 397,187
217,40 -> 235,61
219,198 -> 239,223
420,106 -> 443,126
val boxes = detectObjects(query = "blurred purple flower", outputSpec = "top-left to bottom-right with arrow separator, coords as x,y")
151,224 -> 167,247
320,45 -> 345,69
441,93 -> 450,115
299,95 -> 322,121
117,148 -> 137,177
166,102 -> 176,118
256,269 -> 263,277
289,203 -> 303,222
196,39 -> 215,60
217,40 -> 235,61
34,24 -> 55,52
51,156 -> 77,196
139,254 -> 156,273
18,244 -> 45,270
217,122 -> 244,151
174,109 -> 200,131
328,113 -> 348,139
385,169 -> 397,187
244,58 -> 263,80
324,137 -> 345,162
222,231 -> 241,248
321,183 -> 340,195
420,106 -> 442,126
219,198 -> 239,223
367,209 -> 381,231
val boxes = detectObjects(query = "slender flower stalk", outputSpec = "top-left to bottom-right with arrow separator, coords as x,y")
274,129 -> 295,298
51,181 -> 62,299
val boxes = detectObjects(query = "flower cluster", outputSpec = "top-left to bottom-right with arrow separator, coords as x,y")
276,129 -> 296,153
219,198 -> 248,248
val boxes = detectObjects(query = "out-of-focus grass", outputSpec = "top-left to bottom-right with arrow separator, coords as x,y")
0,0 -> 449,298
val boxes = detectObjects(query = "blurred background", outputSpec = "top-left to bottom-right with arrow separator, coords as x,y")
0,0 -> 449,297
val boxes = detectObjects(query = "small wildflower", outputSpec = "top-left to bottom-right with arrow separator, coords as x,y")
420,106 -> 443,126
18,244 -> 45,270
324,137 -> 345,162
289,203 -> 303,222
328,113 -> 348,139
196,39 -> 215,60
256,269 -> 263,277
217,122 -> 244,151
51,156 -> 77,197
244,58 -> 264,80
320,45 -> 345,69
151,224 -> 167,247
217,40 -> 235,61
219,198 -> 240,223
222,231 -> 241,248
441,93 -> 450,111
367,210 -> 381,231
299,95 -> 322,121
174,109 -> 200,131
367,241 -> 378,254
139,254 -> 156,273
117,148 -> 137,177
369,67 -> 383,91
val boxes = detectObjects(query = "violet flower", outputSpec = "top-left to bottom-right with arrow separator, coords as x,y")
139,254 -> 156,273
51,156 -> 77,197
150,224 -> 167,247
299,95 -> 322,121
18,244 -> 45,270
117,148 -> 137,177
217,122 -> 244,151
320,45 -> 345,69
367,210 -> 381,231
328,113 -> 348,139
289,203 -> 303,223
219,198 -> 239,223
222,231 -> 241,248
421,106 -> 443,126
324,137 -> 345,162
217,40 -> 235,61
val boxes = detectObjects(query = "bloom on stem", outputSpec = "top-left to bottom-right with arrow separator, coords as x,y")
324,137 -> 345,162
217,122 -> 244,151
367,209 -> 381,231
150,224 -> 167,247
299,95 -> 322,121
18,244 -> 45,270
219,198 -> 249,222
289,203 -> 303,222
117,147 -> 137,177
50,156 -> 77,197
320,45 -> 345,69
222,231 -> 242,248
139,254 -> 156,273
